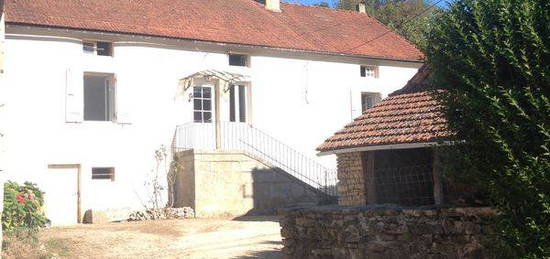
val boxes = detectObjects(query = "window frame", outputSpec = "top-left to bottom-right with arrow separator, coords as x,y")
193,86 -> 213,123
229,84 -> 248,123
82,41 -> 114,57
228,53 -> 250,67
83,73 -> 116,122
360,65 -> 379,78
91,167 -> 115,181
361,92 -> 382,112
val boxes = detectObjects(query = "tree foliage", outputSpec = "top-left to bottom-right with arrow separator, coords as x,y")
426,0 -> 550,257
337,0 -> 441,49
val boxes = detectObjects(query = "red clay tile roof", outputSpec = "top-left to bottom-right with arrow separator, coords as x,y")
317,66 -> 451,152
4,0 -> 423,61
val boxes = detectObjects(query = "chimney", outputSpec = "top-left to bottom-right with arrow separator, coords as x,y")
356,1 -> 366,13
265,0 -> 281,12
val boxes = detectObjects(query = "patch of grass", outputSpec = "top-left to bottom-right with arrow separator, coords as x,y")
44,238 -> 71,257
2,230 -> 50,259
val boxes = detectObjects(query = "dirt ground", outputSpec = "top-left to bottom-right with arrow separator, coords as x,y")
36,216 -> 283,259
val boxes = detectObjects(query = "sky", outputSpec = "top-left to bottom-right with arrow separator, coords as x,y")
284,0 -> 339,7
284,0 -> 451,8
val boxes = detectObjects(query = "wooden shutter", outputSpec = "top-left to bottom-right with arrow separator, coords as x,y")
65,68 -> 83,123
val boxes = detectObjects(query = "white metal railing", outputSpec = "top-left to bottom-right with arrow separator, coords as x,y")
174,122 -> 338,197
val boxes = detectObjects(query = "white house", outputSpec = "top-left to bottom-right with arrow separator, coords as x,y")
0,0 -> 422,224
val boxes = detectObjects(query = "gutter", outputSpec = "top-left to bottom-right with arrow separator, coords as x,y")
5,22 -> 424,64
316,142 -> 440,156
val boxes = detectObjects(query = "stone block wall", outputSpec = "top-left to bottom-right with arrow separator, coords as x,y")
279,206 -> 495,259
173,150 -> 325,217
336,152 -> 366,206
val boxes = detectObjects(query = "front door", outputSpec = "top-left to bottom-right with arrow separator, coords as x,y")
43,166 -> 79,226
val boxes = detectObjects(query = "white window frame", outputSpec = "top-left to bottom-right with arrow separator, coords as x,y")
361,92 -> 382,112
83,73 -> 117,122
193,86 -> 213,123
360,65 -> 379,78
229,84 -> 249,123
82,41 -> 114,57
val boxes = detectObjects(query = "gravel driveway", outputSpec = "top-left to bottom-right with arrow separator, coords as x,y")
37,216 -> 283,259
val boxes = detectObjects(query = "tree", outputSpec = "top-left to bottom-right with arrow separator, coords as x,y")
426,0 -> 550,257
314,1 -> 330,7
337,0 -> 442,50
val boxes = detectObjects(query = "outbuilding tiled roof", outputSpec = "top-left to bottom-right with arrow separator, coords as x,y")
4,0 -> 423,61
317,66 -> 451,152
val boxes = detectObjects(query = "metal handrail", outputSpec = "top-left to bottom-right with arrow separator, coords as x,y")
174,122 -> 338,196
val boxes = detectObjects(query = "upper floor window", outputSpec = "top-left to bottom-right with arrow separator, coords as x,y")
84,74 -> 116,121
360,65 -> 378,78
229,54 -> 249,67
193,86 -> 212,123
83,41 -> 113,56
361,92 -> 382,112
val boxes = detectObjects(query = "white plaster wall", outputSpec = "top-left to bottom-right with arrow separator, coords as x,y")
1,31 -> 419,216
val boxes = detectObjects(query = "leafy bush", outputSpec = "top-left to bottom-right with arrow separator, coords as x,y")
426,0 -> 549,257
3,181 -> 48,233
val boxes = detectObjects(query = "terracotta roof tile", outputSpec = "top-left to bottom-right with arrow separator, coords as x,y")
4,0 -> 423,61
318,66 -> 451,152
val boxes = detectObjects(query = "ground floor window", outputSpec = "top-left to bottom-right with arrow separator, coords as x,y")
193,86 -> 212,123
92,167 -> 115,181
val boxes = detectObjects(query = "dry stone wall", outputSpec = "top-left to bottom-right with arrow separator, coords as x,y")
336,152 -> 366,206
279,205 -> 495,259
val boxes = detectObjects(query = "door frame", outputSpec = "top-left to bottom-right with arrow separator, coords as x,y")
47,164 -> 82,223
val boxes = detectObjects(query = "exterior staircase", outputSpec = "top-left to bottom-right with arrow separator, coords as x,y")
173,122 -> 338,198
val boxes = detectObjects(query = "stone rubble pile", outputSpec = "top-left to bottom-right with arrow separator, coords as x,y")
128,207 -> 194,221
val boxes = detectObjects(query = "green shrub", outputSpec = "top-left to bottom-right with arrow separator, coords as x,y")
426,0 -> 550,257
2,181 -> 48,233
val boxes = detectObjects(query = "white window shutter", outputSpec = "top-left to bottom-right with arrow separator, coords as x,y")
65,68 -> 83,123
106,78 -> 116,121
115,75 -> 132,124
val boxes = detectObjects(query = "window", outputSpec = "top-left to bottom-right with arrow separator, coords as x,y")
193,86 -> 212,123
360,65 -> 378,78
84,74 -> 116,121
229,54 -> 249,67
361,92 -> 382,112
92,167 -> 115,181
229,85 -> 247,122
83,41 -> 113,56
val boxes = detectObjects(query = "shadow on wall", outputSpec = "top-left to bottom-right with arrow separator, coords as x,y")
243,167 -> 329,216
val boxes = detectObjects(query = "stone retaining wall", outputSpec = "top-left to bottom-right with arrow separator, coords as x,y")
279,206 -> 495,259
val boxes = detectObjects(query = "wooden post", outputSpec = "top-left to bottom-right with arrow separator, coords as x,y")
432,149 -> 444,205
364,151 -> 377,204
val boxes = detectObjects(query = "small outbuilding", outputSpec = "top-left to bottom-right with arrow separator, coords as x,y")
317,66 -> 455,207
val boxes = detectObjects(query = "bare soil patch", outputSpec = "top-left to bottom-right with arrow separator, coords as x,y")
9,216 -> 282,259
